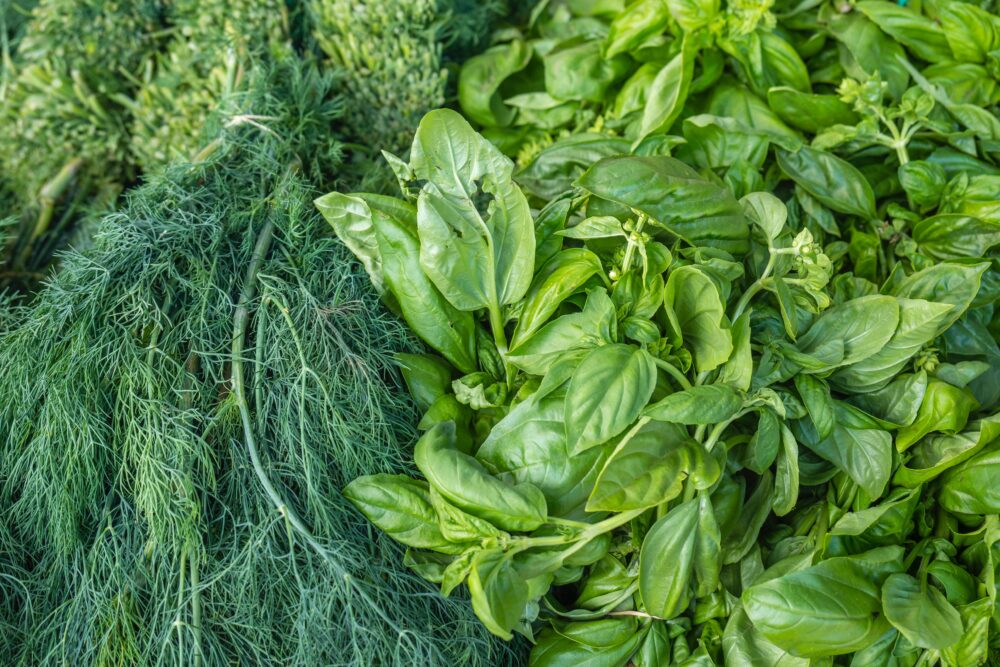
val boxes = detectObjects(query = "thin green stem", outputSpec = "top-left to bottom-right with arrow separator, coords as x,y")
653,357 -> 692,390
620,214 -> 647,276
731,253 -> 775,322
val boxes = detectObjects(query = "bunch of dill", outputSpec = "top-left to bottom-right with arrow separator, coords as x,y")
0,61 -> 521,666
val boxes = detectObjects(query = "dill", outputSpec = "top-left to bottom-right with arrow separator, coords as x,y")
0,62 -> 521,666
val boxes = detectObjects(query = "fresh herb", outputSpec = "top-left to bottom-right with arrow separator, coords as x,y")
323,2 -> 1000,651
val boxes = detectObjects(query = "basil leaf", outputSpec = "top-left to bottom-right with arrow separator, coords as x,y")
644,384 -> 743,425
457,39 -> 532,127
343,474 -> 456,553
588,419 -> 719,512
664,265 -> 734,373
742,548 -> 904,657
577,155 -> 750,255
639,499 -> 699,619
881,573 -> 963,649
776,146 -> 877,220
565,344 -> 657,453
410,109 -> 535,312
478,393 -> 607,517
415,422 -> 547,532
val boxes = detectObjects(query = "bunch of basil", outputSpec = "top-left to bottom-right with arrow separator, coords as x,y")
317,0 -> 1000,663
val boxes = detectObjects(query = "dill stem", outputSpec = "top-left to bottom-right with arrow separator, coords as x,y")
176,551 -> 186,667
191,551 -> 202,667
231,220 -> 339,572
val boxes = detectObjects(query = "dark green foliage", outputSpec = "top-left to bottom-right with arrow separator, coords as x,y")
0,64 -> 519,666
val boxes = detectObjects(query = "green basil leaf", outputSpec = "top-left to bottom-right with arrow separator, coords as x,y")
518,134 -> 632,201
458,39 -> 532,127
794,374 -> 835,440
588,419 -> 719,511
640,498 -> 699,619
478,393 -> 607,517
577,155 -> 750,255
604,0 -> 671,58
635,622 -> 671,667
830,298 -> 954,394
940,597 -> 994,667
415,422 -> 547,532
664,265 -> 734,373
911,214 -> 1000,260
772,425 -> 799,517
565,344 -> 657,453
468,548 -> 529,640
544,39 -> 631,103
939,3 -> 1000,63
722,605 -> 809,667
530,624 -> 645,667
410,109 -> 534,312
742,548 -> 903,657
895,416 -> 1000,487
513,248 -> 604,346
766,87 -> 859,135
508,289 -> 616,375
797,295 -> 900,371
396,353 -> 453,411
881,573 -> 963,649
896,379 -> 978,452
824,10 -> 909,99
637,37 -> 696,142
885,261 -> 988,335
695,493 -> 722,596
855,2 -> 952,63
316,192 -> 478,372
776,146 -> 877,220
797,403 -> 892,499
645,384 -> 743,424
343,474 -> 456,553
939,446 -> 1000,514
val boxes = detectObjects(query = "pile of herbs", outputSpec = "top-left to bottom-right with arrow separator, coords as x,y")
321,0 -> 1000,661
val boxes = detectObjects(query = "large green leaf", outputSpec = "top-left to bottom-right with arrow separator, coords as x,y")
663,265 -> 734,373
513,248 -> 605,346
640,499 -> 699,619
415,422 -> 547,531
743,548 -> 903,657
478,393 -> 607,517
565,344 -> 657,453
644,384 -> 743,424
409,109 -> 535,312
796,295 -> 899,371
343,474 -> 456,553
776,146 -> 876,220
830,298 -> 953,393
939,446 -> 1000,514
588,419 -> 718,511
317,192 -> 478,372
881,573 -> 963,649
576,156 -> 750,255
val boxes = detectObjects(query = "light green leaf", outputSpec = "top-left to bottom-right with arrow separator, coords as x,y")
881,573 -> 963,649
588,419 -> 719,512
645,384 -> 743,424
640,499 -> 699,619
664,265 -> 734,373
415,422 -> 547,532
566,344 -> 657,453
410,109 -> 534,312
